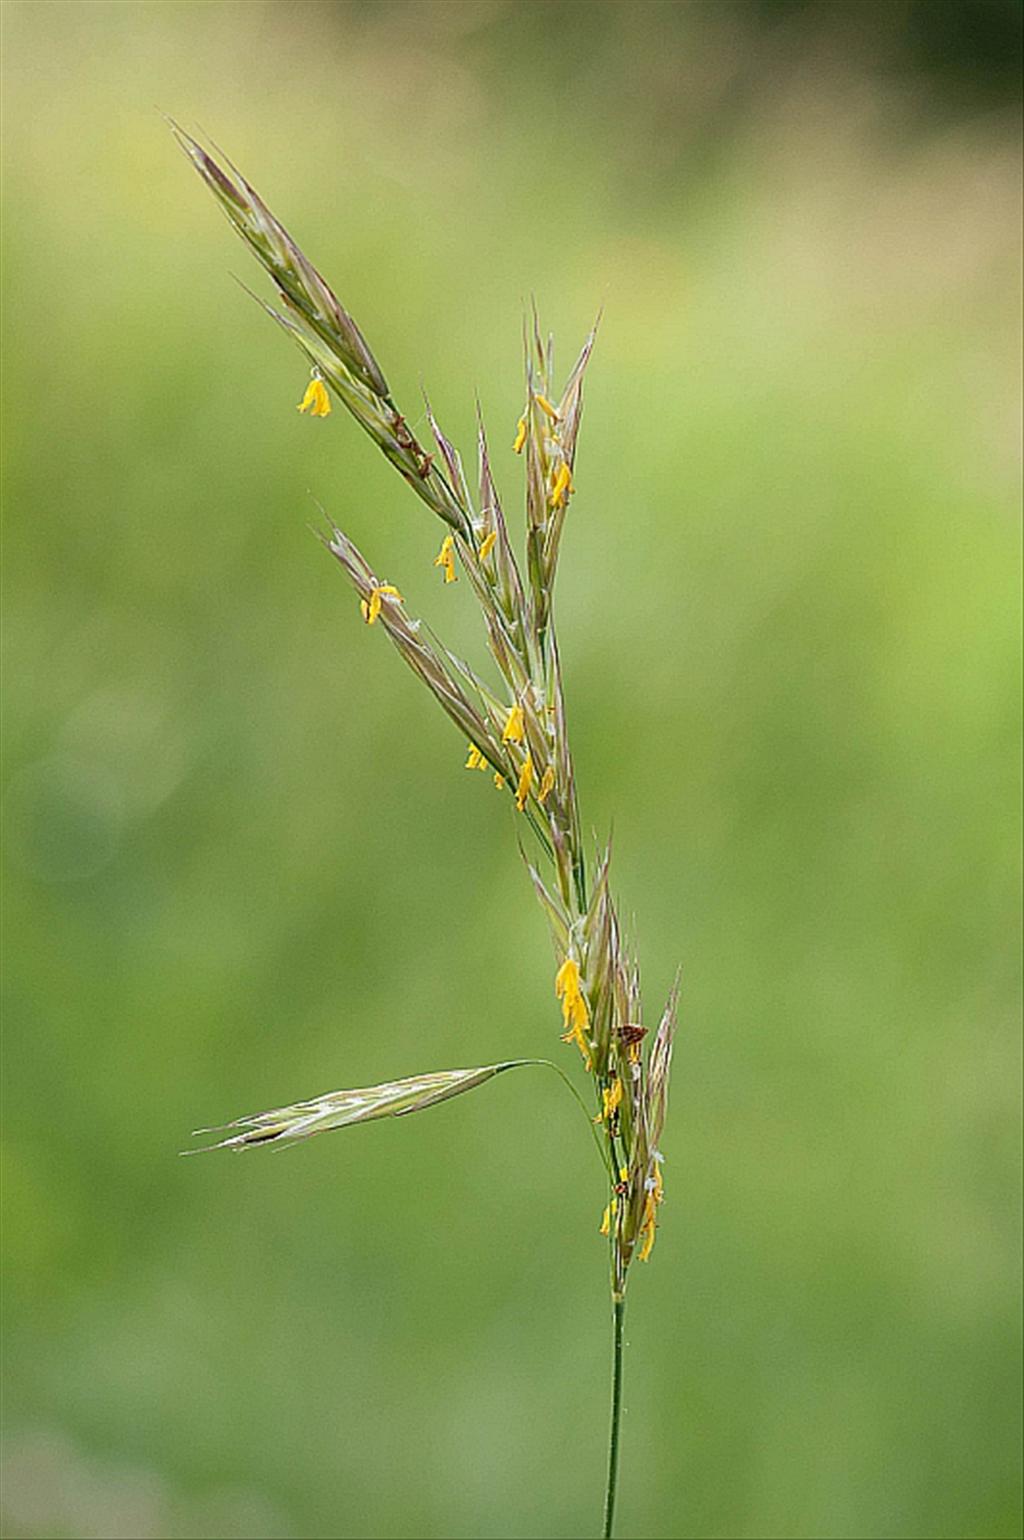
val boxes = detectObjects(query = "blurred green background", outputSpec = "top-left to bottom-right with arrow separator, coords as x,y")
2,3 -> 1021,1537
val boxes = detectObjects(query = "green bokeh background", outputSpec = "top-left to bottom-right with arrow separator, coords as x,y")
3,3 -> 1021,1537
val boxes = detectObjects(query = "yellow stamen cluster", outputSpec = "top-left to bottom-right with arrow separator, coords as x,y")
360,584 -> 402,625
478,528 -> 498,561
638,1162 -> 664,1263
465,744 -> 488,771
297,377 -> 331,417
537,765 -> 555,805
515,753 -> 534,812
549,461 -> 574,509
502,703 -> 525,744
599,1077 -> 623,1123
512,401 -> 574,511
433,534 -> 457,584
555,956 -> 591,1067
493,771 -> 505,790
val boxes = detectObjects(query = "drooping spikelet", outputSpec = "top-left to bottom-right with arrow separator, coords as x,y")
188,1063 -> 529,1152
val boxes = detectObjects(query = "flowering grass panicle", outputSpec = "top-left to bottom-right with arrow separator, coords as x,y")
176,124 -> 679,1538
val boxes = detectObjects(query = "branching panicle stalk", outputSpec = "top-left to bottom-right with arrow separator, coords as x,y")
178,128 -> 679,1538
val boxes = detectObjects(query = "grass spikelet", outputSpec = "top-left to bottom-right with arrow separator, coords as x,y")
187,1063 -> 530,1152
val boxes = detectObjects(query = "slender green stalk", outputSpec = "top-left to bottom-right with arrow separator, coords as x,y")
540,1057 -> 616,1182
604,1296 -> 626,1540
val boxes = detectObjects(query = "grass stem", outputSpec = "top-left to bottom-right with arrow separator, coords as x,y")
603,1295 -> 626,1539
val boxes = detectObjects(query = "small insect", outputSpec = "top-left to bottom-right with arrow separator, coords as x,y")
619,1023 -> 647,1047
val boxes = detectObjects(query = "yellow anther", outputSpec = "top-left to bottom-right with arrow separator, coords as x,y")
360,584 -> 402,625
478,528 -> 498,561
549,461 -> 574,509
562,1016 -> 591,1069
502,703 -> 525,744
535,394 -> 559,422
493,771 -> 505,790
599,1197 -> 617,1236
537,765 -> 555,804
555,956 -> 581,1006
297,376 -> 331,417
515,753 -> 534,812
512,417 -> 527,453
433,534 -> 457,584
638,1164 -> 664,1262
598,1078 -> 622,1122
555,956 -> 591,1068
465,744 -> 488,771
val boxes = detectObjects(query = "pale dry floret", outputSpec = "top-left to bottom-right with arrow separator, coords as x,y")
189,1063 -> 531,1152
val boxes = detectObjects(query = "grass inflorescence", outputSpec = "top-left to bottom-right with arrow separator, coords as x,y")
175,123 -> 679,1537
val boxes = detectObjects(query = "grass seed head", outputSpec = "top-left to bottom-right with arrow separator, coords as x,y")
181,134 -> 677,1293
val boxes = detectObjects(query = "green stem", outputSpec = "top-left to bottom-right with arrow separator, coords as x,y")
603,1295 -> 626,1539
